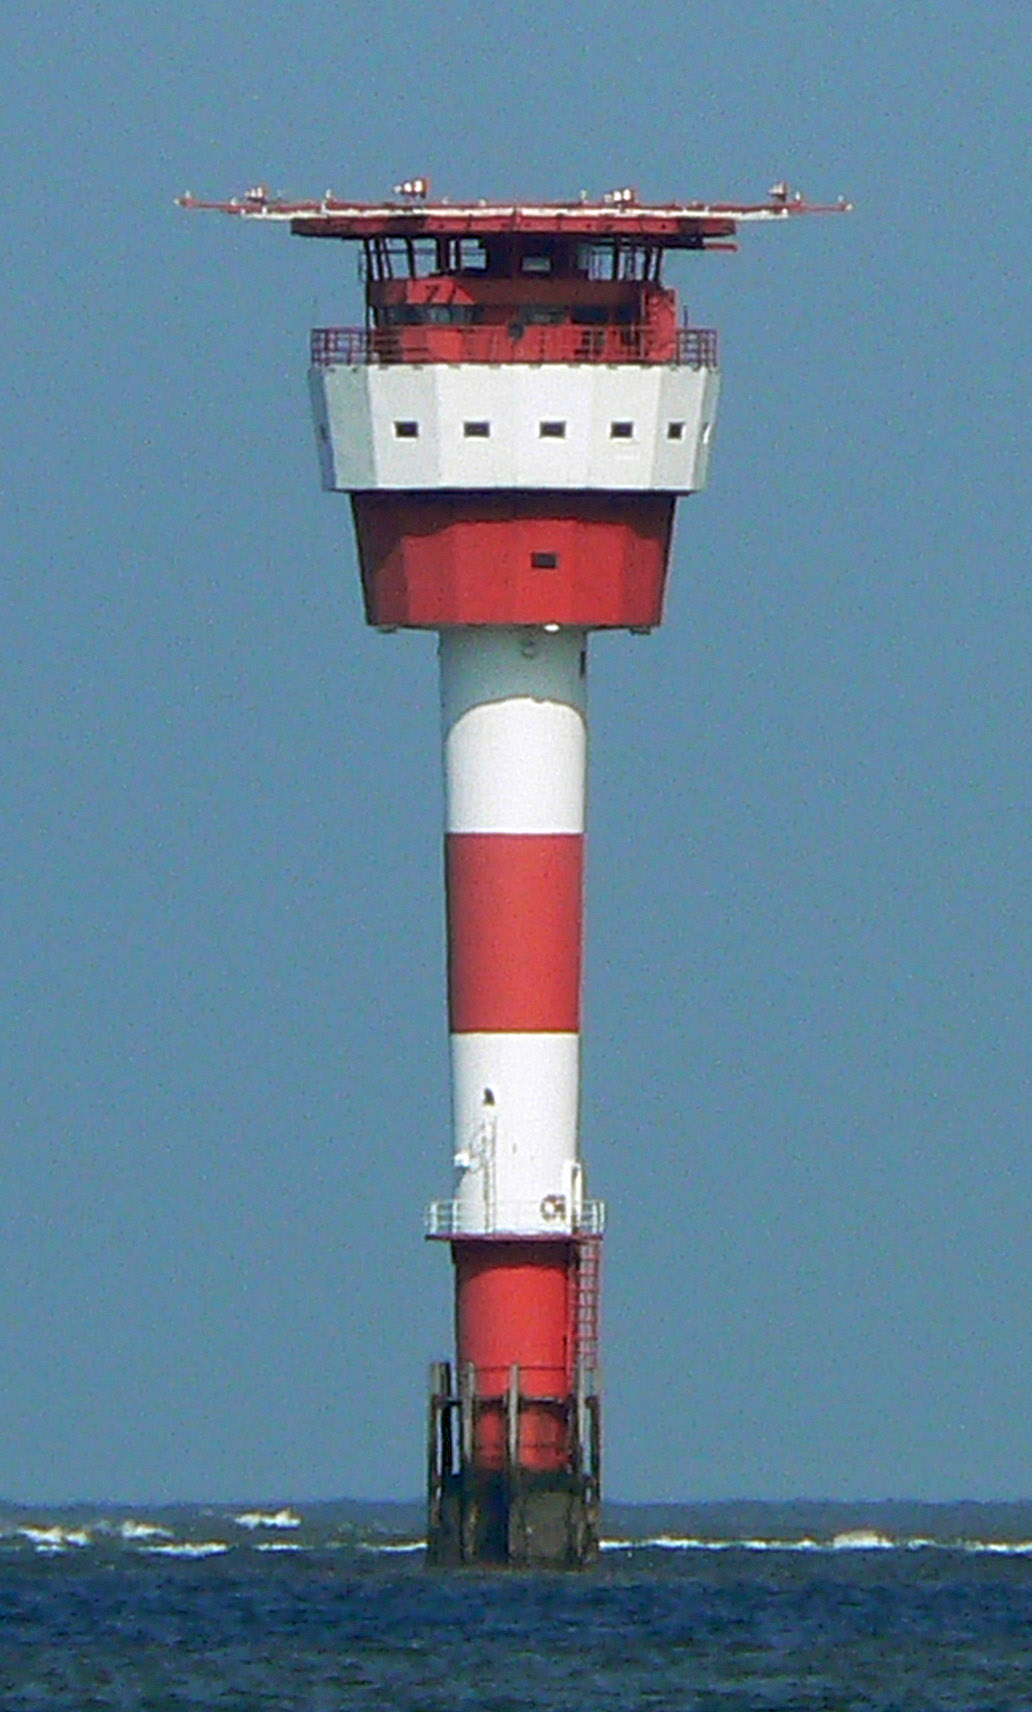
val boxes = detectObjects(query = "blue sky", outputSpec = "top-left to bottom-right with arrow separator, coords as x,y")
2,1 -> 1028,1501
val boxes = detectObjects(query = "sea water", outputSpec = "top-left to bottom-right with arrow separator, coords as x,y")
2,1501 -> 1030,1708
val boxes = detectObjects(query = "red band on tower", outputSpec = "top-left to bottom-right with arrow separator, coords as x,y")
445,833 -> 583,1033
454,1240 -> 575,1471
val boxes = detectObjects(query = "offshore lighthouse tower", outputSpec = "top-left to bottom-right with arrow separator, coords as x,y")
180,179 -> 848,1566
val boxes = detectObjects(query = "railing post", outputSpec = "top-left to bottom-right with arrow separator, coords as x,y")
460,1360 -> 476,1468
506,1363 -> 520,1471
427,1361 -> 445,1519
440,1359 -> 454,1479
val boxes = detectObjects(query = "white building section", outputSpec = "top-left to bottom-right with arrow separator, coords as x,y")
311,362 -> 719,493
440,628 -> 587,835
448,1032 -> 582,1234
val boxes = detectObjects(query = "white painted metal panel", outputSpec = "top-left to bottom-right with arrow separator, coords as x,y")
509,366 -> 593,487
433,366 -> 520,488
586,368 -> 661,487
652,368 -> 717,490
310,362 -> 719,493
310,367 -> 373,487
365,365 -> 443,487
690,369 -> 721,489
440,629 -> 588,835
450,1031 -> 582,1234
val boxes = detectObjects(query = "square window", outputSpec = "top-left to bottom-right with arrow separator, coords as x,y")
666,421 -> 685,440
539,421 -> 566,439
610,421 -> 634,439
394,420 -> 419,439
530,551 -> 559,569
460,240 -> 488,272
463,421 -> 491,438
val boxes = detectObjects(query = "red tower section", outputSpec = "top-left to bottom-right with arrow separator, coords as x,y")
180,181 -> 850,1566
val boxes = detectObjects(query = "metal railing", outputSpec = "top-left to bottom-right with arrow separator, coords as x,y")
310,325 -> 717,369
424,1197 -> 606,1238
677,326 -> 718,366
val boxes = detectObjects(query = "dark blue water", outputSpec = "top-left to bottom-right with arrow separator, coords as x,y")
2,1502 -> 1031,1708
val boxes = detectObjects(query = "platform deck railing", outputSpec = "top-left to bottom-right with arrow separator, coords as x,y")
424,1197 -> 606,1239
310,325 -> 717,368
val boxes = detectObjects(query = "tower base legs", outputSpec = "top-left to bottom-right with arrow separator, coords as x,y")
429,1468 -> 599,1568
426,1361 -> 601,1568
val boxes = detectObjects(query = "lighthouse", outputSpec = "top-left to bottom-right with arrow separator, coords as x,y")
180,181 -> 849,1565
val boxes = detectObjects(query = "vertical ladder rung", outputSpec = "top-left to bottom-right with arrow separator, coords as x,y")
574,1239 -> 601,1371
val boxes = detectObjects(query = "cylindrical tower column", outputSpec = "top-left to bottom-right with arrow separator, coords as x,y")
439,625 -> 589,1483
441,625 -> 587,1230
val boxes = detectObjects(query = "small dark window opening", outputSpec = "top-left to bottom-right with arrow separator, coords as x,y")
667,421 -> 685,440
539,421 -> 566,439
394,420 -> 419,438
531,551 -> 559,570
610,421 -> 634,439
382,304 -> 477,326
463,421 -> 491,438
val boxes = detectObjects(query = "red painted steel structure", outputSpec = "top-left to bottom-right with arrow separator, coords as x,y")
180,182 -> 850,1564
352,494 -> 674,629
446,835 -> 583,1034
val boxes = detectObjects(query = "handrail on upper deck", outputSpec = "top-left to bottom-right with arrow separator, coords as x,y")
309,325 -> 718,368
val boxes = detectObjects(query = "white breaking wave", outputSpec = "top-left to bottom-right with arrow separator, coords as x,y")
603,1535 -> 704,1552
357,1540 -> 426,1554
601,1536 -> 821,1553
831,1530 -> 895,1550
961,1539 -> 1032,1555
8,1517 -> 1031,1560
144,1540 -> 230,1559
117,1519 -> 173,1541
232,1508 -> 301,1531
18,1526 -> 90,1552
601,1533 -> 1032,1556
